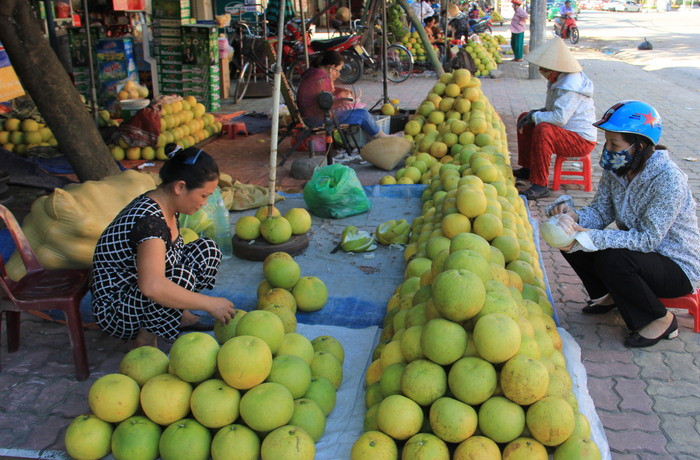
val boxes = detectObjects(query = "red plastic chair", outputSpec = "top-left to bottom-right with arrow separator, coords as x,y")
660,288 -> 700,333
552,153 -> 593,192
0,204 -> 91,381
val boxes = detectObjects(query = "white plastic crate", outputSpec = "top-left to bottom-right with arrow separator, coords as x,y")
342,114 -> 390,149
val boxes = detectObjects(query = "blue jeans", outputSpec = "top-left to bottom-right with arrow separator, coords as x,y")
333,109 -> 381,136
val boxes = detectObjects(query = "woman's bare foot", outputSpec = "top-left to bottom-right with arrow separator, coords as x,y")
637,311 -> 674,339
181,310 -> 200,327
591,293 -> 614,306
133,329 -> 157,349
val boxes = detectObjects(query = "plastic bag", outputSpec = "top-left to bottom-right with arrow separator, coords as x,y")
179,187 -> 233,258
303,164 -> 371,218
541,214 -> 577,248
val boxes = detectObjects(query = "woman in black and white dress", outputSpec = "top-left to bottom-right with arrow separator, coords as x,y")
92,144 -> 235,348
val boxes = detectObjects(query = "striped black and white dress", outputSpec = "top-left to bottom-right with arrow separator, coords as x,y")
91,195 -> 222,341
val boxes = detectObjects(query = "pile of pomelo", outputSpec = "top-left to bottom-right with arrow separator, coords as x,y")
235,205 -> 312,245
0,117 -> 59,156
65,323 -> 345,460
355,80 -> 602,459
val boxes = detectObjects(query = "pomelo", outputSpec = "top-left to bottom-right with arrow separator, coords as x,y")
217,335 -> 273,389
260,425 -> 315,460
473,313 -> 522,363
64,414 -> 113,460
213,309 -> 247,344
255,205 -> 280,221
448,356 -> 497,405
478,396 -> 526,444
450,232 -> 491,260
264,256 -> 301,289
235,216 -> 261,240
293,276 -> 328,312
169,332 -> 220,382
454,435 -> 501,460
260,216 -> 292,244
266,354 -> 312,398
111,416 -> 161,460
119,346 -> 169,387
260,303 -> 297,333
140,373 -> 193,425
159,419 -> 211,460
288,398 -> 327,442
526,396 -> 576,446
277,332 -> 315,365
376,394 -> 424,440
88,373 -> 140,423
258,287 -> 297,312
503,437 -> 548,460
235,309 -> 285,354
500,355 -> 549,406
284,208 -> 312,234
402,433 -> 449,459
420,318 -> 467,365
239,383 -> 294,432
443,250 -> 491,283
211,424 -> 260,460
304,376 -> 337,416
429,397 -> 478,443
400,359 -> 447,406
554,436 -> 602,460
189,379 -> 240,429
350,431 -> 398,460
379,362 -> 406,397
311,335 -> 345,364
310,350 -> 343,389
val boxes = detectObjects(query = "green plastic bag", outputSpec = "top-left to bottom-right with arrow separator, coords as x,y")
303,164 -> 371,218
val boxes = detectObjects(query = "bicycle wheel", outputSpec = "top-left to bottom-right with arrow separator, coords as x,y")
233,60 -> 252,104
569,27 -> 580,44
285,60 -> 305,94
386,44 -> 413,83
338,52 -> 363,84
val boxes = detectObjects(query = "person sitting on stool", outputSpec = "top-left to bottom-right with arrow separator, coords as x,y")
513,38 -> 596,200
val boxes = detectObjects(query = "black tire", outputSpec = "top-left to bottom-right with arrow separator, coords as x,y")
484,24 -> 492,34
386,44 -> 413,83
285,60 -> 305,94
569,27 -> 580,44
233,61 -> 252,103
337,52 -> 363,84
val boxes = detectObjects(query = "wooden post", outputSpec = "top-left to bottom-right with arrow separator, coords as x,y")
220,57 -> 231,99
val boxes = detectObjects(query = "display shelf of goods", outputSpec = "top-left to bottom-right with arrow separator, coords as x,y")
64,252 -> 345,460
353,72 -> 604,459
108,95 -> 222,161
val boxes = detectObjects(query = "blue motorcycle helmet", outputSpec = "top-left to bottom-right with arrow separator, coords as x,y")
593,100 -> 662,145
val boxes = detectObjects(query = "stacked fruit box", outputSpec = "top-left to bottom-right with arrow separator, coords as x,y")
95,37 -> 138,113
182,24 -> 221,112
152,0 -> 190,95
66,25 -> 103,98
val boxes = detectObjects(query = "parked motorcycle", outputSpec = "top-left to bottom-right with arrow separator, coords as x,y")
468,13 -> 493,34
554,15 -> 579,44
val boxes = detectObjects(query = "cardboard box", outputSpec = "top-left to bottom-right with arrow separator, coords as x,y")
153,26 -> 182,38
99,60 -> 137,81
67,26 -> 102,68
181,24 -> 217,66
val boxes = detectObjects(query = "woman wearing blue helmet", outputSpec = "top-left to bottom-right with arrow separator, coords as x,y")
546,100 -> 700,347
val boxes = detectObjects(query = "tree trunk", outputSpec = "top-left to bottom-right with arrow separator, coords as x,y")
528,0 -> 546,79
0,0 -> 120,181
395,0 -> 444,77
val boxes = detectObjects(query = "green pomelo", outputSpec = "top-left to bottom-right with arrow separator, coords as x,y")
478,396 -> 526,444
429,397 -> 478,444
448,357 -> 497,405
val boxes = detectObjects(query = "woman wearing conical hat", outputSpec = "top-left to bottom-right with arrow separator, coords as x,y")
513,38 -> 597,200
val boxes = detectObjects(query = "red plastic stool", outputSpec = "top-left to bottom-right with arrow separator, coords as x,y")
659,288 -> 700,333
552,153 -> 592,192
222,121 -> 248,139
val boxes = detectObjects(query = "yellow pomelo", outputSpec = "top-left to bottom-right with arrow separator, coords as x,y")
240,382 -> 294,432
277,332 -> 315,365
190,379 -> 241,429
264,256 -> 301,289
456,187 -> 487,218
258,287 -> 297,312
478,396 -> 526,444
111,415 -> 162,460
473,212 -> 504,242
429,397 -> 478,443
402,433 -> 449,459
432,268 -> 486,322
260,215 -> 292,244
119,346 -> 169,386
441,213 -> 471,239
21,118 -> 39,132
503,437 -> 549,460
218,335 -> 272,389
284,208 -> 312,234
235,309 -> 285,354
169,332 -> 220,382
454,436 -> 501,460
310,350 -> 343,389
365,359 -> 384,386
500,355 -> 549,406
211,424 -> 260,460
293,276 -> 328,312
235,216 -> 261,240
376,394 -> 423,440
421,318 -> 467,365
448,356 -> 497,405
140,374 -> 193,425
158,418 -> 211,460
261,425 -> 315,460
492,234 -> 520,263
443,249 -> 491,283
526,396 -> 576,446
255,205 -> 281,221
213,309 -> 247,344
473,313 -> 522,363
88,374 -> 140,423
65,414 -> 113,460
304,376 -> 337,416
400,358 -> 447,406
266,354 -> 312,398
507,260 -> 535,285
351,431 -> 398,460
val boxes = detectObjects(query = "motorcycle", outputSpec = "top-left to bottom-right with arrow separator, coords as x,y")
553,15 -> 579,44
468,14 -> 493,35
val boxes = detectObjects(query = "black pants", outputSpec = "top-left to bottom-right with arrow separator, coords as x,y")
561,248 -> 693,331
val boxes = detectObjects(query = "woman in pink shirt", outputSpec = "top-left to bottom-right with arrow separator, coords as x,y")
510,0 -> 529,61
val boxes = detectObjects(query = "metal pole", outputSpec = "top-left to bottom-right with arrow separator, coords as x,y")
42,0 -> 60,56
268,0 -> 287,213
381,0 -> 389,103
81,0 -> 99,124
298,0 -> 310,68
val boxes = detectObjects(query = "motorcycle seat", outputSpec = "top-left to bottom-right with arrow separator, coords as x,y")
310,37 -> 352,51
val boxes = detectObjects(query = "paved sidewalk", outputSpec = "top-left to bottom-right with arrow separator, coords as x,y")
1,46 -> 699,459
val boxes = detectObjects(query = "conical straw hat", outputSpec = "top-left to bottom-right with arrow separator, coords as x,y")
448,4 -> 461,17
524,38 -> 582,73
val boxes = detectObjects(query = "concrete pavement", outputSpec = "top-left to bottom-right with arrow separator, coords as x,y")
1,42 -> 699,459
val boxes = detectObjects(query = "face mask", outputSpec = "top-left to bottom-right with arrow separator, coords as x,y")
599,145 -> 633,173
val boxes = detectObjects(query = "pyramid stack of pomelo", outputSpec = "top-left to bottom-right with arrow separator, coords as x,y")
65,308 -> 343,460
357,81 -> 602,460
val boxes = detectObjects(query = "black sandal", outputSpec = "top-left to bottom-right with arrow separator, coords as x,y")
581,300 -> 617,314
624,314 -> 678,348
522,185 -> 550,200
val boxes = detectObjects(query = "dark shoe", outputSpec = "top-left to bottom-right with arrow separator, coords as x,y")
513,168 -> 530,179
180,319 -> 214,332
624,314 -> 678,348
522,185 -> 550,200
582,300 -> 617,314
